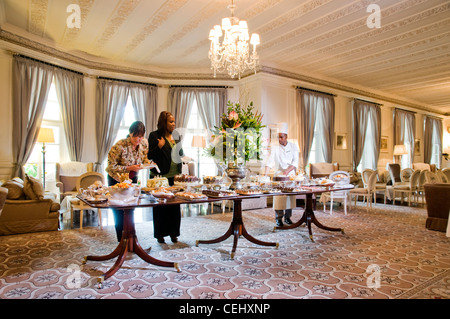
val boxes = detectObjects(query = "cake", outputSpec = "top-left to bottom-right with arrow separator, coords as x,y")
273,176 -> 290,181
147,176 -> 169,188
203,176 -> 224,184
202,190 -> 236,197
174,174 -> 200,184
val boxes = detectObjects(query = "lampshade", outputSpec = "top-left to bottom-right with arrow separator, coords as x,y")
393,144 -> 407,156
191,136 -> 206,148
37,128 -> 55,144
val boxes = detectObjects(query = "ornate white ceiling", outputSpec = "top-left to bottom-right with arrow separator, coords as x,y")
0,0 -> 449,115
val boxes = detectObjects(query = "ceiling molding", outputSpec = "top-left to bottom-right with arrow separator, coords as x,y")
0,26 -> 447,117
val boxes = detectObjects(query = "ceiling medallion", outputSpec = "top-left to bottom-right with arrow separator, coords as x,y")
208,0 -> 260,79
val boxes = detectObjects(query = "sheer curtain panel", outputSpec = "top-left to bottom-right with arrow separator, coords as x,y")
54,69 -> 85,161
12,56 -> 54,178
129,84 -> 158,133
296,89 -> 335,169
394,109 -> 416,168
352,99 -> 381,171
423,116 -> 443,168
194,88 -> 227,131
168,87 -> 196,129
95,79 -> 130,172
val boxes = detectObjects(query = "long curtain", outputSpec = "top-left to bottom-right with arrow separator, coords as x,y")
168,87 -> 197,129
129,83 -> 158,133
394,109 -> 416,168
95,79 -> 130,172
54,69 -> 85,162
352,99 -> 381,171
194,88 -> 227,130
296,89 -> 335,169
423,116 -> 443,168
12,56 -> 54,178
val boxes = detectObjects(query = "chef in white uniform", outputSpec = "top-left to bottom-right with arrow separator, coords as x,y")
264,123 -> 299,226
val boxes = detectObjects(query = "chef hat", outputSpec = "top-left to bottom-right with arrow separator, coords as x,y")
277,122 -> 289,135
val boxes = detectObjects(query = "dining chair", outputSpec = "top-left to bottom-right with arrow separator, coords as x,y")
392,169 -> 420,206
416,170 -> 427,206
322,171 -> 350,215
437,170 -> 448,183
387,163 -> 409,186
424,171 -> 439,184
349,171 -> 377,211
400,168 -> 414,182
441,168 -> 450,182
69,172 -> 105,229
360,169 -> 387,204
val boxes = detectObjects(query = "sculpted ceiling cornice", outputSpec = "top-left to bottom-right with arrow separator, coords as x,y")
0,26 -> 446,116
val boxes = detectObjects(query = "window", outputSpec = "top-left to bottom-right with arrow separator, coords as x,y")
308,107 -> 326,164
430,124 -> 441,167
26,82 -> 69,191
308,133 -> 325,164
400,122 -> 413,169
101,96 -> 142,181
182,100 -> 216,178
358,113 -> 376,172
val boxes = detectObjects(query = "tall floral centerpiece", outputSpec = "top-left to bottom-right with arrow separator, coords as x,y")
206,101 -> 265,188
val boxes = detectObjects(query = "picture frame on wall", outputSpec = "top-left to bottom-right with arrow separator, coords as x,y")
335,133 -> 347,150
380,136 -> 388,152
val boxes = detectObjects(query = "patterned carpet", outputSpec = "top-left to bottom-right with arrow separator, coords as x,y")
0,202 -> 449,299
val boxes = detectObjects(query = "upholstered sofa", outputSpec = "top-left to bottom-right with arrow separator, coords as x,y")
424,183 -> 450,232
0,176 -> 60,235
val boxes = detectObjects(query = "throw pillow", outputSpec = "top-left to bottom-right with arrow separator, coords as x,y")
23,174 -> 44,200
2,180 -> 26,200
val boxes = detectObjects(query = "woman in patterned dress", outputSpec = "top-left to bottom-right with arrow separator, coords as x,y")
106,121 -> 150,241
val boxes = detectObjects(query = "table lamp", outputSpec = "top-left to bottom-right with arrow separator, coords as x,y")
37,127 -> 55,189
393,144 -> 407,164
191,135 -> 206,177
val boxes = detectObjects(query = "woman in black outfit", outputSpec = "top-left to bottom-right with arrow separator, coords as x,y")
148,111 -> 183,244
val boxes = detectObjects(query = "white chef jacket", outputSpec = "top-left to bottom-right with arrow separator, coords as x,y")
266,141 -> 299,210
265,141 -> 299,176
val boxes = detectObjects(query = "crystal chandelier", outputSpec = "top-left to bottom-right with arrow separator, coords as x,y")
208,0 -> 260,79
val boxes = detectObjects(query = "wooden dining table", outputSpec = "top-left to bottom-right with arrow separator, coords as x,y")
78,184 -> 352,288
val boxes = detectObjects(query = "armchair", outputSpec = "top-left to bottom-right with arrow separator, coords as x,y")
424,183 -> 450,232
56,162 -> 94,201
0,187 -> 7,216
69,172 -> 105,229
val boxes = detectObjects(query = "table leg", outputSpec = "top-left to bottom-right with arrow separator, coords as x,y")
83,208 -> 179,288
196,199 -> 278,259
275,193 -> 344,242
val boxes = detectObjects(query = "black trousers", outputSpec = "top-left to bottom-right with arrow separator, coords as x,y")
152,177 -> 181,239
107,174 -> 137,242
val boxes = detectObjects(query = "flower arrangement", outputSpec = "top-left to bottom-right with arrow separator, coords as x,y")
206,101 -> 265,166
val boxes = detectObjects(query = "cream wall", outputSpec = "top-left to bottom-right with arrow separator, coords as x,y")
0,47 -> 448,180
